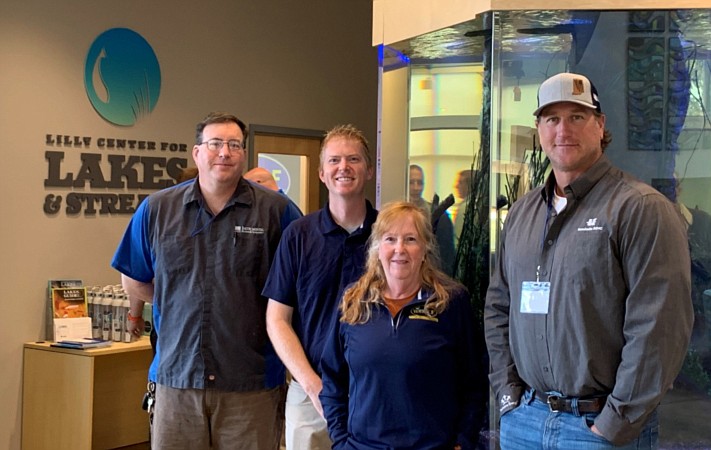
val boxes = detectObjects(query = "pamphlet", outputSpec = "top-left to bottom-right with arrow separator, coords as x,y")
52,336 -> 112,349
51,286 -> 88,318
46,279 -> 84,340
53,317 -> 93,342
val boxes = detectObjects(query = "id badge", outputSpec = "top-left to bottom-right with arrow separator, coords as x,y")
520,281 -> 551,314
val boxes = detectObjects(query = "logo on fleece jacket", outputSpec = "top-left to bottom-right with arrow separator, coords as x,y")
408,306 -> 439,322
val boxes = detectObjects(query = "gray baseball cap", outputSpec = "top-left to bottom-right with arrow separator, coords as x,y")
533,72 -> 602,116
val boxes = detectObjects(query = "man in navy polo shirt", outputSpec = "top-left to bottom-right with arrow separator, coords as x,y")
112,112 -> 301,450
263,124 -> 377,449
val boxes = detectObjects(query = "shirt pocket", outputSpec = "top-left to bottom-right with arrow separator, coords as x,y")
160,234 -> 195,275
232,231 -> 265,277
559,230 -> 612,282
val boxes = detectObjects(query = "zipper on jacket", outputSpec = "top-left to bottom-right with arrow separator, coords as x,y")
390,309 -> 404,332
388,288 -> 426,333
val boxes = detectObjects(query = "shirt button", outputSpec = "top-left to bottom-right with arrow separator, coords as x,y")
547,240 -> 554,245
208,375 -> 215,381
538,334 -> 544,340
543,367 -> 549,372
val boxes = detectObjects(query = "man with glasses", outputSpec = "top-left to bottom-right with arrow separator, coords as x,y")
112,112 -> 301,450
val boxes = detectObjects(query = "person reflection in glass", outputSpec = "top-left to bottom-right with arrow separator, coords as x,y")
409,164 -> 456,274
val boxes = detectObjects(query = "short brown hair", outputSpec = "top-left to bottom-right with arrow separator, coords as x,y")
195,112 -> 248,147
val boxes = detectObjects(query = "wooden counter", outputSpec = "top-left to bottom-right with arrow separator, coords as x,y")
22,338 -> 152,450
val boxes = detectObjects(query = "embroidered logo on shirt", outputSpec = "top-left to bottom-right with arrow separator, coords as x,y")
577,218 -> 603,232
408,306 -> 439,322
500,394 -> 516,412
234,225 -> 265,235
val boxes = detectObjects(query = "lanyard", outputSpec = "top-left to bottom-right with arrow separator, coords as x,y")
540,199 -> 553,252
538,191 -> 555,283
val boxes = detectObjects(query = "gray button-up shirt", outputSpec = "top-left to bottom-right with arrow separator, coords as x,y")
112,178 -> 301,391
485,155 -> 693,445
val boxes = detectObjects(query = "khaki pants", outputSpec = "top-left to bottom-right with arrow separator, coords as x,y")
284,379 -> 331,450
152,384 -> 284,450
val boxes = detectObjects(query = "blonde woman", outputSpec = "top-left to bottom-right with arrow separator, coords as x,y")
319,201 -> 488,449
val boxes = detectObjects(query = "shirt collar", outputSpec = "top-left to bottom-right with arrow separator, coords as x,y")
318,199 -> 378,235
182,176 -> 254,209
541,154 -> 613,204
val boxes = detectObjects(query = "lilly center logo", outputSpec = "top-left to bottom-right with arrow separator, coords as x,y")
84,28 -> 161,126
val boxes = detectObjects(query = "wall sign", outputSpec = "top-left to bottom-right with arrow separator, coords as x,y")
46,28 -> 177,216
44,134 -> 188,216
84,28 -> 161,126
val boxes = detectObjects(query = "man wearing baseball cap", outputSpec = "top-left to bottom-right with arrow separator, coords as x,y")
485,72 -> 693,448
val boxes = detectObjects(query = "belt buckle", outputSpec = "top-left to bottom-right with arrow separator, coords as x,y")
547,395 -> 562,412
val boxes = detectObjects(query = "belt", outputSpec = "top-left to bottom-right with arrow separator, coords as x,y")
531,390 -> 606,414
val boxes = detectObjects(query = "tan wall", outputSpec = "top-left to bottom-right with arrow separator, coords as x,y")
0,1 -> 377,448
373,0 -> 478,46
373,0 -> 711,46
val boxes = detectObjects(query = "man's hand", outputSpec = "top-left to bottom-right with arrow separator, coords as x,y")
121,274 -> 153,339
302,375 -> 324,418
127,310 -> 145,338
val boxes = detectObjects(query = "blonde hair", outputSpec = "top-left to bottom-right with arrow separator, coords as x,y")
340,201 -> 462,324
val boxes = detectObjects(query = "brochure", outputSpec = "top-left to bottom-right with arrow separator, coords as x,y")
46,279 -> 84,340
51,286 -> 88,319
53,317 -> 93,342
51,337 -> 113,350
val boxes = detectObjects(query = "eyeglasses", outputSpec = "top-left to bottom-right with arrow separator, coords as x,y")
200,138 -> 245,152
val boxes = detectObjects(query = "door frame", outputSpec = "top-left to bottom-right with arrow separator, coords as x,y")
247,124 -> 326,213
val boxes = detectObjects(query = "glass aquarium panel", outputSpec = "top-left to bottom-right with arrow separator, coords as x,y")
382,8 -> 711,449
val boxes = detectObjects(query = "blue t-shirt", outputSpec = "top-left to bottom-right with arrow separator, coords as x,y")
262,201 -> 378,371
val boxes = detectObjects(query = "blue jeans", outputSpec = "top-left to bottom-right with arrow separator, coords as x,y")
500,389 -> 658,449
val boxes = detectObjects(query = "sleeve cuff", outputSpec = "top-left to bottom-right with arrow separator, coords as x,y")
497,384 -> 524,416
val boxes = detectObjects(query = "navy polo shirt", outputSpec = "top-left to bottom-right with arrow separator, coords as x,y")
111,178 -> 302,391
262,201 -> 378,372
